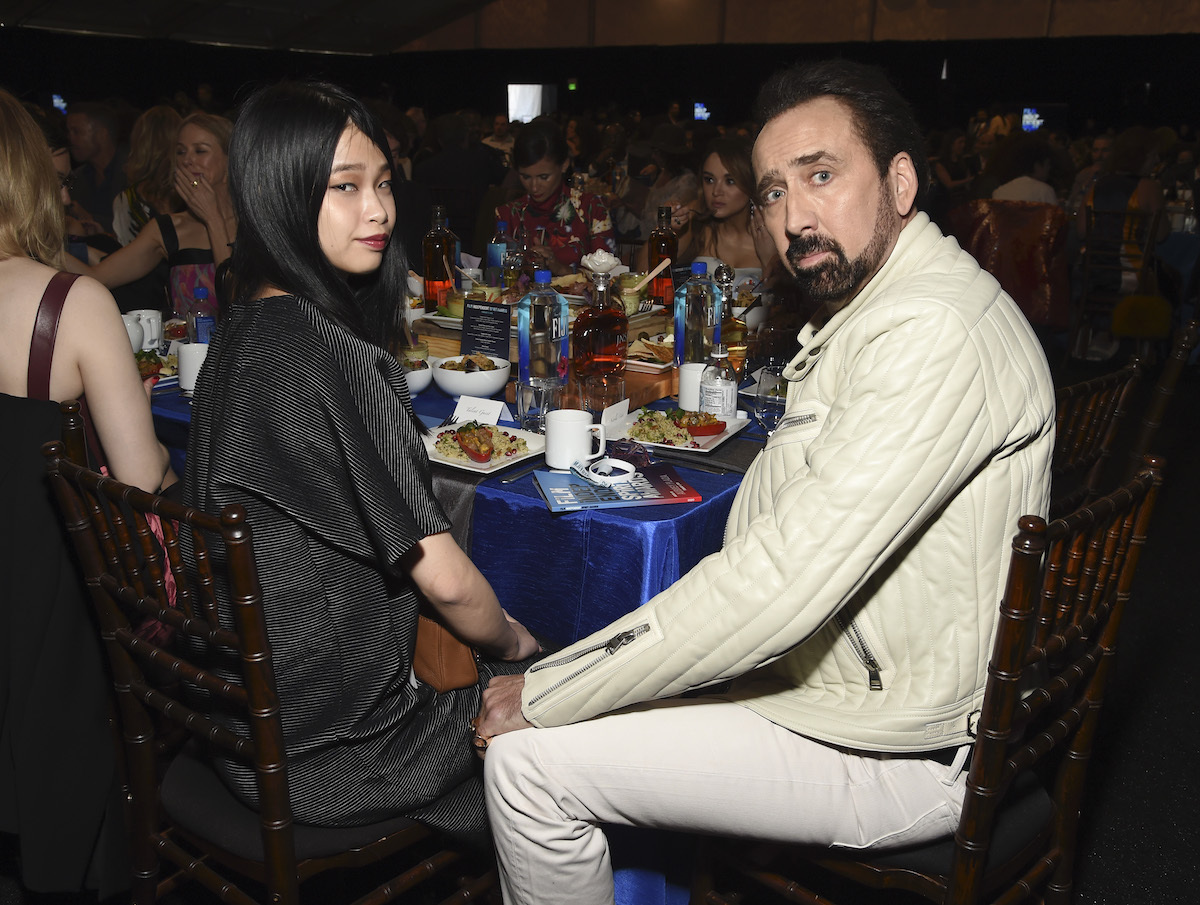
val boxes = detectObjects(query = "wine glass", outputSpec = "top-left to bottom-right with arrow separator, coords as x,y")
754,364 -> 787,436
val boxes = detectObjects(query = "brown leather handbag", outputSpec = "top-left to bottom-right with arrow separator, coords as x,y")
413,612 -> 479,692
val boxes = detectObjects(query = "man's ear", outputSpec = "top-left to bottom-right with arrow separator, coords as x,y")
888,152 -> 919,218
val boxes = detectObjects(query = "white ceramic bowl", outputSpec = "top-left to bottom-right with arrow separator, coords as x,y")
431,355 -> 510,398
403,362 -> 433,396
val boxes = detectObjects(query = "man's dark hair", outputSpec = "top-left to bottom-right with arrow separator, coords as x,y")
1006,133 -> 1052,181
432,113 -> 469,150
753,59 -> 928,207
23,101 -> 68,151
68,101 -> 120,142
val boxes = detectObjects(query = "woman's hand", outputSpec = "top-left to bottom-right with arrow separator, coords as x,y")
174,168 -> 224,228
751,203 -> 780,272
669,201 -> 696,231
501,609 -> 542,661
66,202 -> 106,237
530,243 -> 568,276
175,169 -> 236,265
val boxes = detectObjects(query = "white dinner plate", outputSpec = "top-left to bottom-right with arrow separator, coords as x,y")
610,409 -> 751,454
625,358 -> 674,374
423,424 -> 546,473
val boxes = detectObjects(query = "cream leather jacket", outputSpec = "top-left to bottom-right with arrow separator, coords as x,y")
521,214 -> 1055,753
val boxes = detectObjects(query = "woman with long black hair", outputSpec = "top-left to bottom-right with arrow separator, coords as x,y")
183,81 -> 538,836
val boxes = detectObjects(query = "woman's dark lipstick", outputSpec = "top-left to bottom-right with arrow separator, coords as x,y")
358,234 -> 389,251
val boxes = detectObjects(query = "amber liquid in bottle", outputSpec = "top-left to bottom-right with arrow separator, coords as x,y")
572,275 -> 628,380
721,310 -> 749,380
647,206 -> 677,308
423,204 -> 456,313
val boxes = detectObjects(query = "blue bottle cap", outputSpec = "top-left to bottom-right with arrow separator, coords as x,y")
691,262 -> 707,275
195,287 -> 209,299
534,269 -> 552,282
497,221 -> 507,230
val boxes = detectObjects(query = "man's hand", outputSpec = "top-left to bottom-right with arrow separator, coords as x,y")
476,674 -> 534,743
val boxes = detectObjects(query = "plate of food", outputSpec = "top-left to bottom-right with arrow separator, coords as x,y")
423,421 -> 545,473
136,350 -> 178,379
612,408 -> 750,453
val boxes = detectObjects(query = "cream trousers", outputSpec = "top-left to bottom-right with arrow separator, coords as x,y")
484,696 -> 970,905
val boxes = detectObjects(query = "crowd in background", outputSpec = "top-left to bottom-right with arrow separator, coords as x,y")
11,80 -> 1200,364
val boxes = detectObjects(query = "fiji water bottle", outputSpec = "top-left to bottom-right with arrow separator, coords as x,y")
673,262 -> 719,367
517,269 -> 569,431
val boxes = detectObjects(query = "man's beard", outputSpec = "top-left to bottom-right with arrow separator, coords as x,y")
785,190 -> 894,309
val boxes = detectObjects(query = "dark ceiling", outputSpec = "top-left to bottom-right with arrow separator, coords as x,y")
0,0 -> 495,56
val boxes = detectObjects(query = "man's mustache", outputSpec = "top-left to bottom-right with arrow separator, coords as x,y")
786,234 -> 843,264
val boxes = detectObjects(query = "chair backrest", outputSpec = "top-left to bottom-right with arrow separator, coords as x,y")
949,199 -> 1071,328
40,439 -> 299,901
59,398 -> 90,466
950,455 -> 1164,903
1080,204 -> 1165,299
1051,359 -> 1142,518
1124,319 -> 1199,480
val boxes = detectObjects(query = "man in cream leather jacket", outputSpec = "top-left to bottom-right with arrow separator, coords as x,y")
476,61 -> 1055,905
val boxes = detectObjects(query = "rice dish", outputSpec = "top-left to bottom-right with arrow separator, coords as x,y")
433,425 -> 529,462
627,410 -> 698,448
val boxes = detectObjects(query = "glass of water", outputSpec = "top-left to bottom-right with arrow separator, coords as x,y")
754,364 -> 787,436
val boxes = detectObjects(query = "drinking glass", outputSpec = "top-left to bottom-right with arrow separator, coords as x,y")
584,375 -> 626,424
516,381 -> 560,433
754,364 -> 787,435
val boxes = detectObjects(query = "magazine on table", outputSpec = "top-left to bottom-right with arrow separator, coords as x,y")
533,464 -> 702,513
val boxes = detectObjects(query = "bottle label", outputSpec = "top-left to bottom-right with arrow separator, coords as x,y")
486,241 -> 507,269
699,380 -> 736,418
518,290 -> 569,385
194,315 -> 216,345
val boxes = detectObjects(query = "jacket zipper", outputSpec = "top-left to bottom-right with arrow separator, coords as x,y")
526,624 -> 650,708
835,613 -> 883,690
775,411 -> 818,433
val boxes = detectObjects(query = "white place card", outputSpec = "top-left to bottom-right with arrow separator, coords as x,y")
452,396 -> 507,425
599,398 -> 630,428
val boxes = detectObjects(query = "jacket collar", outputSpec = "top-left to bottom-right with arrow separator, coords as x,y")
785,212 -> 941,380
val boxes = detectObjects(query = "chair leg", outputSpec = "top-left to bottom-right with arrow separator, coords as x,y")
126,735 -> 163,905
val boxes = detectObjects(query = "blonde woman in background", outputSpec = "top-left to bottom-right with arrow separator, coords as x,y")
112,104 -> 183,245
67,111 -> 235,319
0,87 -> 171,898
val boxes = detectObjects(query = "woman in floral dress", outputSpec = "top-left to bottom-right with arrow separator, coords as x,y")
495,120 -> 615,276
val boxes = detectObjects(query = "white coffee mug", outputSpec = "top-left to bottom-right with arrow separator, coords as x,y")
177,342 -> 209,396
130,308 -> 163,351
545,409 -> 606,470
121,314 -> 144,352
677,362 -> 707,412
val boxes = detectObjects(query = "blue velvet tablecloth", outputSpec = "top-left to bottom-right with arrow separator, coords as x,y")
470,465 -> 738,645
